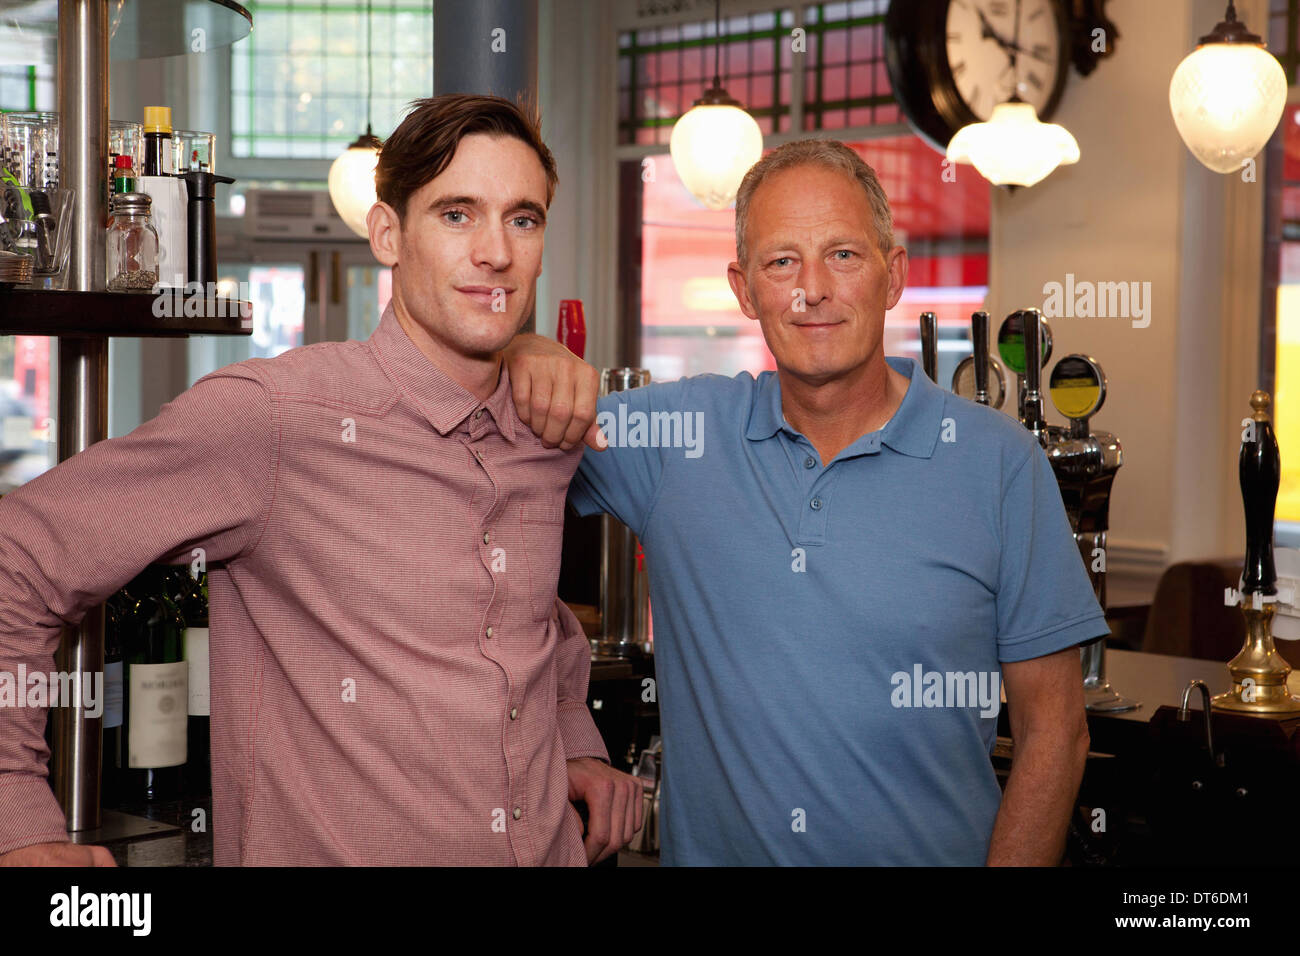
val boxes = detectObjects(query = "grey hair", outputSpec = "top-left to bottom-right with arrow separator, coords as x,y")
734,138 -> 895,267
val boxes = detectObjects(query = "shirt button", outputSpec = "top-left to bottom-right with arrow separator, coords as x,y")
509,707 -> 518,720
486,626 -> 493,639
804,456 -> 816,469
483,532 -> 490,544
512,807 -> 521,820
474,409 -> 483,419
475,448 -> 485,460
810,497 -> 822,511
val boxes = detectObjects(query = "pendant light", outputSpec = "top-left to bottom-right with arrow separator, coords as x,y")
668,0 -> 763,210
945,5 -> 1079,190
946,96 -> 1081,188
328,0 -> 382,237
1169,0 -> 1286,175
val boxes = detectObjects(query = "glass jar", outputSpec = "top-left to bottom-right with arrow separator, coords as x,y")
109,120 -> 144,199
106,192 -> 159,293
172,129 -> 216,174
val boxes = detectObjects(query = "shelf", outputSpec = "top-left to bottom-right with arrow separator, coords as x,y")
0,289 -> 252,337
0,0 -> 252,63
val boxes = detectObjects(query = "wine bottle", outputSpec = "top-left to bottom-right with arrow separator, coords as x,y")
120,566 -> 188,802
176,568 -> 211,798
100,587 -> 127,809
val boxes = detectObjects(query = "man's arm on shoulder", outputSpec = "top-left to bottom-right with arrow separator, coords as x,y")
986,645 -> 1090,865
504,333 -> 605,451
505,332 -> 694,533
0,366 -> 277,864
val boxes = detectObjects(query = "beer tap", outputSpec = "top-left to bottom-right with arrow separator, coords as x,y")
1213,391 -> 1300,715
1015,308 -> 1052,446
1043,352 -> 1137,713
919,311 -> 938,383
993,309 -> 1137,712
951,311 -> 1006,409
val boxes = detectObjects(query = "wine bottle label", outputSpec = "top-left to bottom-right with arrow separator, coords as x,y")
103,660 -> 123,729
128,661 -> 188,769
185,626 -> 210,717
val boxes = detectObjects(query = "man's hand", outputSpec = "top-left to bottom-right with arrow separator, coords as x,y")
566,756 -> 643,864
503,333 -> 606,451
0,841 -> 116,866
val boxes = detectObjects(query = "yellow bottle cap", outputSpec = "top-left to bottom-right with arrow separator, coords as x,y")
143,106 -> 172,134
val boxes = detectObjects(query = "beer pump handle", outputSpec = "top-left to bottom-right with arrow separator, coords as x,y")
920,312 -> 937,383
1240,391 -> 1280,596
971,311 -> 990,405
1020,309 -> 1046,441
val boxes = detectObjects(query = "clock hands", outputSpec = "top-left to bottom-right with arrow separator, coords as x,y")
974,3 -> 1052,64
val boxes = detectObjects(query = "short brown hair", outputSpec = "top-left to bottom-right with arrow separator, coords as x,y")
375,93 -> 558,221
734,139 -> 894,267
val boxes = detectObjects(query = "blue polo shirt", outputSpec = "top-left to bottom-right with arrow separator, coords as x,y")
569,356 -> 1108,865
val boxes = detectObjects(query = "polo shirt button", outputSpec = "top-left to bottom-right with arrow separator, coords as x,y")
804,456 -> 816,469
512,807 -> 521,820
810,497 -> 822,510
509,707 -> 518,720
483,532 -> 490,544
486,626 -> 493,638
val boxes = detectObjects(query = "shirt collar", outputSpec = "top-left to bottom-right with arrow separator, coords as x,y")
368,300 -> 518,443
745,356 -> 944,459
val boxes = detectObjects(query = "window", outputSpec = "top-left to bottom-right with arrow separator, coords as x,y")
801,1 -> 899,130
1261,103 -> 1300,531
0,65 -> 53,112
1263,1 -> 1299,537
0,66 -> 58,492
230,0 -> 433,161
619,9 -> 797,145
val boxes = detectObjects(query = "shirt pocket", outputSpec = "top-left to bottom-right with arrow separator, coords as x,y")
517,500 -> 567,622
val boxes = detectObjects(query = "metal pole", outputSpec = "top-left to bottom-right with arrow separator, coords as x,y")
51,0 -> 109,832
432,0 -> 538,103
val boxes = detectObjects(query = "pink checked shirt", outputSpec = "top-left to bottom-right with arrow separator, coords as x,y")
0,302 -> 607,865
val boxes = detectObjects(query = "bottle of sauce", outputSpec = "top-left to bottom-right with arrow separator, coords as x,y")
141,106 -> 174,176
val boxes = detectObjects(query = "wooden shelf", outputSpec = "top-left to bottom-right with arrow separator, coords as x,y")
0,290 -> 253,337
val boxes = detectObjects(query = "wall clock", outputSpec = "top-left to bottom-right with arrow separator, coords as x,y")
885,0 -> 1072,154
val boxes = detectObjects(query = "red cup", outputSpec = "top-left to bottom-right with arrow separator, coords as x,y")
557,299 -> 586,359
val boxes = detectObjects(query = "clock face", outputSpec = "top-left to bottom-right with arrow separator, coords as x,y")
944,0 -> 1065,120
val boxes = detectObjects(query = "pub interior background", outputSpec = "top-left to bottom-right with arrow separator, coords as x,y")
1,0 -> 1299,869
2,0 -> 1296,593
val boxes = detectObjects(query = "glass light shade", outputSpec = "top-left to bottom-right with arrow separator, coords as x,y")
1169,42 -> 1286,174
946,101 -> 1081,188
669,103 -> 764,210
328,142 -> 380,238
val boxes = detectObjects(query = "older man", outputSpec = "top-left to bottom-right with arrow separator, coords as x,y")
506,139 -> 1101,865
